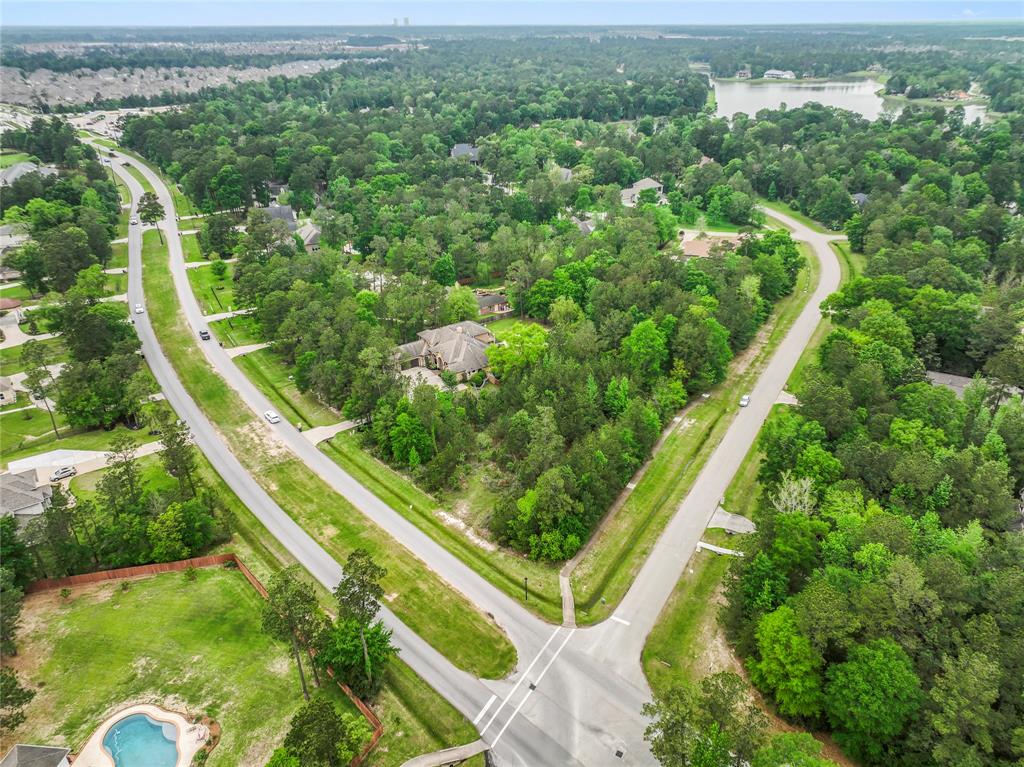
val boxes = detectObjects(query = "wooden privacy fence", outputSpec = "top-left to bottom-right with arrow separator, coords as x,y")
27,552 -> 384,766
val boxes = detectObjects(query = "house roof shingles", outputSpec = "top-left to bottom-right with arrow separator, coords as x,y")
0,744 -> 71,767
0,470 -> 52,516
397,320 -> 495,375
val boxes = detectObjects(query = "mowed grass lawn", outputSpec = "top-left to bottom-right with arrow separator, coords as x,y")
209,314 -> 262,347
140,228 -> 516,679
108,241 -> 129,270
0,336 -> 68,376
235,348 -> 339,429
181,231 -> 203,262
1,568 -> 366,765
188,262 -> 237,314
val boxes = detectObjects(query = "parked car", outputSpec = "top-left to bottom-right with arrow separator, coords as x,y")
198,329 -> 211,340
134,303 -> 144,314
264,410 -> 281,424
50,466 -> 77,482
739,394 -> 751,407
130,217 -> 139,225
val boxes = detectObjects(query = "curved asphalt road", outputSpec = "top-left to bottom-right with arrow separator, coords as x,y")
109,142 -> 841,766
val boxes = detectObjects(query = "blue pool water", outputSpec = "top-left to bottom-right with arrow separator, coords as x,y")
102,713 -> 178,767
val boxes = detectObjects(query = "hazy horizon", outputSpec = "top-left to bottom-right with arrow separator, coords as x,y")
3,1 -> 1022,28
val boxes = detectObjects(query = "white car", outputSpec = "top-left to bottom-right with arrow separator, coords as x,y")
739,394 -> 751,407
50,466 -> 77,482
130,217 -> 139,225
264,410 -> 281,424
134,303 -> 144,314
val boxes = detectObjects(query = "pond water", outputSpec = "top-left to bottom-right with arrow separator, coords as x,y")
103,713 -> 179,767
712,78 -> 988,123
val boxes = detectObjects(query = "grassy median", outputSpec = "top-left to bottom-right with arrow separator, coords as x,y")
141,229 -> 516,680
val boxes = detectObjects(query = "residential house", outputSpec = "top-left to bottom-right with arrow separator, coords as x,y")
475,291 -> 512,318
395,320 -> 496,381
296,221 -> 321,252
0,162 -> 58,187
0,745 -> 71,767
450,143 -> 480,164
268,181 -> 289,200
763,69 -> 796,80
680,233 -> 742,258
0,469 -> 53,527
851,192 -> 870,208
572,216 -> 596,236
556,166 -> 573,183
0,223 -> 29,262
621,177 -> 666,207
263,203 -> 297,232
735,68 -> 752,79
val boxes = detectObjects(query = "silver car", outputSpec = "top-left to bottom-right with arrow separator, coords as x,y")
50,466 -> 77,482
264,410 -> 281,424
739,394 -> 751,407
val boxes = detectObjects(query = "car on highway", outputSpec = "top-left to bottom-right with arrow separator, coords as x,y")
50,466 -> 77,482
264,410 -> 282,424
130,217 -> 139,225
739,394 -> 751,407
134,303 -> 144,314
198,329 -> 211,340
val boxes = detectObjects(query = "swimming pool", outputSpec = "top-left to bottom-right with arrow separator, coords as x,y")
102,712 -> 179,767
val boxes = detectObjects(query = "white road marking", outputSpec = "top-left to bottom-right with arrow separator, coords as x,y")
480,625 -> 563,735
473,694 -> 497,725
610,615 -> 631,626
491,629 -> 578,747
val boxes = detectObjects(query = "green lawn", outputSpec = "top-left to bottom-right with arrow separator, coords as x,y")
322,432 -> 564,623
103,271 -> 128,297
116,210 -> 130,239
2,567 -> 366,765
0,337 -> 68,376
69,452 -> 173,499
181,232 -> 203,262
209,314 -> 263,348
571,242 -> 819,624
1,412 -> 167,469
488,317 -> 546,340
141,228 -> 516,679
0,151 -> 33,168
641,529 -> 733,693
0,282 -> 34,302
121,162 -> 156,195
171,184 -> 198,217
235,348 -> 339,429
187,262 -> 238,315
757,197 -> 841,235
108,241 -> 129,270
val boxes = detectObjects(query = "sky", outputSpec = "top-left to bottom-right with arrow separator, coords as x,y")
2,1 -> 1022,27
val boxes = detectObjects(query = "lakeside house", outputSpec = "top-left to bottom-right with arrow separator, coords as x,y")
763,69 -> 797,80
450,143 -> 480,164
395,320 -> 496,381
621,177 -> 666,207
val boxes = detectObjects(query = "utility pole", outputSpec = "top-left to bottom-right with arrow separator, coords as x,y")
524,577 -> 528,602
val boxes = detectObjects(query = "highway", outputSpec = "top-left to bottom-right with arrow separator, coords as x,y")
107,144 -> 841,766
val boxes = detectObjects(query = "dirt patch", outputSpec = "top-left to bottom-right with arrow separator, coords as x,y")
437,510 -> 497,552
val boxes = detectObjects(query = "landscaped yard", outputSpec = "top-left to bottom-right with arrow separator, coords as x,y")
0,150 -> 33,168
0,282 -> 35,302
187,261 -> 237,315
234,348 -> 339,429
0,337 -> 68,376
0,567 -> 366,765
487,317 -> 546,341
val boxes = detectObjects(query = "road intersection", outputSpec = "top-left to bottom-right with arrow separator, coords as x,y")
106,143 -> 841,766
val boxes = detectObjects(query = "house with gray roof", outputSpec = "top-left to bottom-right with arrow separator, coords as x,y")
264,203 -> 297,231
0,469 -> 53,527
296,221 -> 321,252
0,745 -> 70,767
450,143 -> 480,164
475,291 -> 511,317
851,192 -> 870,208
621,177 -> 666,207
395,320 -> 495,381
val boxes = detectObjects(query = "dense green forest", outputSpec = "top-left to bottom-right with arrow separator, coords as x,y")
4,27 -> 1021,766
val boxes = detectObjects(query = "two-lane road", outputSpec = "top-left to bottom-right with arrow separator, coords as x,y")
108,139 -> 842,766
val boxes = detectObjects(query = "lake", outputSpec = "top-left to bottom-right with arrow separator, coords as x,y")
712,78 -> 989,123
